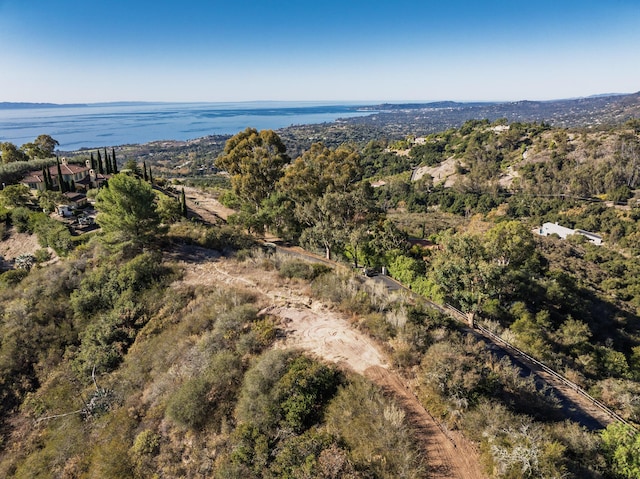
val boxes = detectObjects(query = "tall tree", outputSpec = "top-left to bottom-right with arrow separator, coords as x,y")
95,173 -> 164,253
90,152 -> 96,171
105,151 -> 112,174
180,188 -> 188,217
103,148 -> 109,173
56,156 -> 64,193
41,167 -> 50,190
278,143 -> 372,259
20,135 -> 59,159
111,148 -> 118,173
143,161 -> 148,182
97,149 -> 104,175
0,142 -> 28,163
215,128 -> 289,210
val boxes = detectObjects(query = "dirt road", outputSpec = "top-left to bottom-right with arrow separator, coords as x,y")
175,252 -> 487,479
181,185 -> 235,223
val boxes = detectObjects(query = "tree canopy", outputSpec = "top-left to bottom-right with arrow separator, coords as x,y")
215,128 -> 289,210
20,134 -> 59,160
95,173 -> 164,252
0,142 -> 28,163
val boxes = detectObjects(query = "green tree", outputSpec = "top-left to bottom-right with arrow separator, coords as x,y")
215,128 -> 289,210
0,142 -> 28,163
156,192 -> 182,223
123,159 -> 141,176
38,189 -> 66,213
0,184 -> 32,208
95,173 -> 164,252
601,422 -> 640,478
180,188 -> 188,217
103,147 -> 109,173
429,232 -> 500,316
56,156 -> 65,193
484,220 -> 535,268
20,135 -> 59,159
278,143 -> 372,259
97,149 -> 104,175
111,148 -> 118,173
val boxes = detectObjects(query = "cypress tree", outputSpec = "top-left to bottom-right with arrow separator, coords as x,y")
143,161 -> 148,182
180,188 -> 188,217
112,148 -> 118,173
56,156 -> 64,193
97,150 -> 104,175
148,167 -> 153,185
42,167 -> 49,190
103,148 -> 111,174
90,152 -> 96,171
47,167 -> 53,190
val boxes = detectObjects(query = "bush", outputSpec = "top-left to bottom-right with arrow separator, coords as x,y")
34,248 -> 51,263
10,207 -> 33,233
0,268 -> 29,285
236,351 -> 341,436
325,376 -> 423,478
165,377 -> 213,430
278,259 -> 331,280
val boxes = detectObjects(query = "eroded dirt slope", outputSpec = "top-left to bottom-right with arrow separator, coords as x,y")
173,250 -> 487,479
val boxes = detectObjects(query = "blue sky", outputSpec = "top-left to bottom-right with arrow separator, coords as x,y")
0,0 -> 638,103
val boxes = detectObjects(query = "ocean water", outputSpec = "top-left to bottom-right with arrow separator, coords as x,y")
0,101 -> 376,150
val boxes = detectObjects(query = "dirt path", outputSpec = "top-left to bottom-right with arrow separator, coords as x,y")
174,251 -> 487,479
181,185 -> 235,223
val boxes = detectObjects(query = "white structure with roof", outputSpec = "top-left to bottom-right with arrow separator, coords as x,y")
537,222 -> 602,245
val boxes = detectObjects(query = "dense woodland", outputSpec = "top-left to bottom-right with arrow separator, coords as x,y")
0,104 -> 640,477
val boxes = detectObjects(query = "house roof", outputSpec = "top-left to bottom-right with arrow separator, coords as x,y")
23,172 -> 46,184
22,162 -> 90,185
63,192 -> 86,202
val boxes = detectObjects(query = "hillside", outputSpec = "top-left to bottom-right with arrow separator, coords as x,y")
59,92 -> 640,176
2,95 -> 640,478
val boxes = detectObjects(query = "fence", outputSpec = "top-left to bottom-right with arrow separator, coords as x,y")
444,303 -> 637,431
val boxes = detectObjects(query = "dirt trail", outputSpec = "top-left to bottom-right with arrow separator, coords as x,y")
174,252 -> 487,479
181,185 -> 234,223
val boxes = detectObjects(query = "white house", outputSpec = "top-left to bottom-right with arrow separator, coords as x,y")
537,222 -> 603,246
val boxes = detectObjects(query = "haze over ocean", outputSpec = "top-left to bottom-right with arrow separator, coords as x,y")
0,102 -> 375,150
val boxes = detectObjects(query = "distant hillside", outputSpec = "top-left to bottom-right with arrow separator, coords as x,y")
342,92 -> 640,137
275,92 -> 640,156
0,102 -> 88,110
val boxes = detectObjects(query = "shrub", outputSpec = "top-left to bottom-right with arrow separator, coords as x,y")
325,376 -> 423,478
278,259 -> 331,280
34,248 -> 51,263
10,207 -> 32,233
165,377 -> 213,430
0,268 -> 29,285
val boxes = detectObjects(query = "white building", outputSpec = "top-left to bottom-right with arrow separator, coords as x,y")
537,222 -> 602,246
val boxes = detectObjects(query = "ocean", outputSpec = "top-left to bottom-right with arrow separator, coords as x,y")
0,101 -> 376,151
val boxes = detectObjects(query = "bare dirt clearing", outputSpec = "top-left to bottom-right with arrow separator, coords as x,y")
172,249 -> 486,479
180,185 -> 234,223
0,228 -> 42,261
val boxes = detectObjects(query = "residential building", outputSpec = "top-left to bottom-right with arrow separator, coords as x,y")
537,222 -> 603,245
21,158 -> 107,193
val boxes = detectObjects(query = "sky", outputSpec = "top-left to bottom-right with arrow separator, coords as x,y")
0,0 -> 639,103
